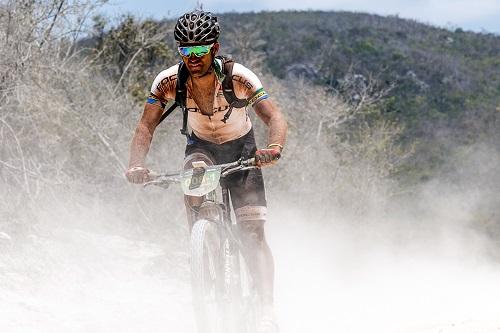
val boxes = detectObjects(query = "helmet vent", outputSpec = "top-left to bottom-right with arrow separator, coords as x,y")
174,10 -> 220,44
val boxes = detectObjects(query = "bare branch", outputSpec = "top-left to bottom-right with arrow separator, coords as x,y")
113,46 -> 143,94
0,118 -> 31,197
39,0 -> 65,48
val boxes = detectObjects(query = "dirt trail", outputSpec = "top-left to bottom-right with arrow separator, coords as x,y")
1,214 -> 500,333
0,228 -> 196,333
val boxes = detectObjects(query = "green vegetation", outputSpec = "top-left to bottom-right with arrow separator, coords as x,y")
218,11 -> 500,183
85,10 -> 500,184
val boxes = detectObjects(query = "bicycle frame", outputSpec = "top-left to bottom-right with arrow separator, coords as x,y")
145,157 -> 260,333
145,157 -> 257,246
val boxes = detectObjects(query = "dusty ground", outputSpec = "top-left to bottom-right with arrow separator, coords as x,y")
1,209 -> 499,333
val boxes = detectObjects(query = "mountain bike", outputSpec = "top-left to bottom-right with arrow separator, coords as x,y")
145,157 -> 261,333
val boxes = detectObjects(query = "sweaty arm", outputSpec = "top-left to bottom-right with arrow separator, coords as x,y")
129,65 -> 177,167
231,63 -> 287,151
127,67 -> 176,183
254,99 -> 288,152
128,102 -> 164,168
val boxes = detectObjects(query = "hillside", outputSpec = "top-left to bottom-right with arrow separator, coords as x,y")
1,4 -> 498,235
217,11 -> 500,181
88,10 -> 500,184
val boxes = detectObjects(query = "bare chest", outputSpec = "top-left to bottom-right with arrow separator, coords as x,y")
190,82 -> 216,116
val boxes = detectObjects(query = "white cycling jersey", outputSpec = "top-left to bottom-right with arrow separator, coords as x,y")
150,59 -> 269,144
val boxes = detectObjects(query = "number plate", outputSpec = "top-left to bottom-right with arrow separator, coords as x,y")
180,167 -> 221,196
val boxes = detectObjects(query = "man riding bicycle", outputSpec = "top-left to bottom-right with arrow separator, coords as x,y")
125,10 -> 287,333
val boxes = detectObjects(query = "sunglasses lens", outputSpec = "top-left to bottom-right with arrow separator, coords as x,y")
194,47 -> 210,57
178,47 -> 191,57
178,44 -> 212,57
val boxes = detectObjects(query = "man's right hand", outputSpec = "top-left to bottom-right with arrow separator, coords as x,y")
125,166 -> 151,184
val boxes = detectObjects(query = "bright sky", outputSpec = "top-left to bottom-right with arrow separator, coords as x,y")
100,0 -> 500,34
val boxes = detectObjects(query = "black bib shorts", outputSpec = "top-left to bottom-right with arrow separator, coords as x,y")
184,128 -> 267,210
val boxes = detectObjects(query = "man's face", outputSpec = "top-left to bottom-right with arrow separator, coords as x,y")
179,42 -> 219,77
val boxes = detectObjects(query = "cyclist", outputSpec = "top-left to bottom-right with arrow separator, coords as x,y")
125,10 -> 287,333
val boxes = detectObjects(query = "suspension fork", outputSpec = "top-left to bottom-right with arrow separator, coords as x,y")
221,179 -> 232,226
219,180 -> 244,309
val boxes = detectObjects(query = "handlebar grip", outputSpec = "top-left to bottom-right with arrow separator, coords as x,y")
254,150 -> 281,165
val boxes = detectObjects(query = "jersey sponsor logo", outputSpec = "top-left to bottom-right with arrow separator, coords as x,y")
157,74 -> 177,92
248,88 -> 269,105
214,105 -> 230,113
232,74 -> 253,90
235,206 -> 267,221
186,105 -> 231,114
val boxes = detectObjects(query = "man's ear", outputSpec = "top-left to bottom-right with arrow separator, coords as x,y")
212,42 -> 220,55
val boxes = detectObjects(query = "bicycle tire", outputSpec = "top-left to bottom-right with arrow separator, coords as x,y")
191,218 -> 222,333
191,219 -> 259,333
234,246 -> 259,333
220,233 -> 259,333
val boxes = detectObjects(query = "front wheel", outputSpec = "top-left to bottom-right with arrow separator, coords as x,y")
191,219 -> 223,333
191,219 -> 259,333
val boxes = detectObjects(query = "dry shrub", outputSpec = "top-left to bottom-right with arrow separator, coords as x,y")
0,0 -> 185,241
0,3 -> 411,241
255,74 -> 411,219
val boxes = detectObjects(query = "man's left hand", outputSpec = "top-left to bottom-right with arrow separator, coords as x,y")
255,148 -> 281,168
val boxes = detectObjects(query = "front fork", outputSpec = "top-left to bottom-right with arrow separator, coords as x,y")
192,185 -> 241,296
192,183 -> 245,300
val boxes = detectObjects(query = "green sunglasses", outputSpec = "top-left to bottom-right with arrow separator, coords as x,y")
178,43 -> 214,58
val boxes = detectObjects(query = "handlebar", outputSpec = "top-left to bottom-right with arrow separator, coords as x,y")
143,157 -> 258,188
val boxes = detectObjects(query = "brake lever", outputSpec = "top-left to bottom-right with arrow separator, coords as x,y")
240,166 -> 257,172
222,165 -> 244,177
143,174 -> 170,189
243,157 -> 257,167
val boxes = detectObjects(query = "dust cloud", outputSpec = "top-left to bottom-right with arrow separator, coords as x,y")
269,207 -> 500,333
2,162 -> 500,333
2,1 -> 499,332
266,146 -> 500,333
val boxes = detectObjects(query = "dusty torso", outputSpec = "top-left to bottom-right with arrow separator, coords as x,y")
190,75 -> 216,116
151,61 -> 268,144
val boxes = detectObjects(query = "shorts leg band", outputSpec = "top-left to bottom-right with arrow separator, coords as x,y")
235,206 -> 267,222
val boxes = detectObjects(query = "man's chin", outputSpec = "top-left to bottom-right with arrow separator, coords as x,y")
189,68 -> 208,78
190,70 -> 203,77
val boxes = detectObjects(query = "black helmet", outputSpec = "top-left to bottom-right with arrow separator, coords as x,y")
174,10 -> 220,44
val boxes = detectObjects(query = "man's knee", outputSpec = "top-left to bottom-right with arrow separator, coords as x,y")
183,151 -> 215,226
235,206 -> 267,242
